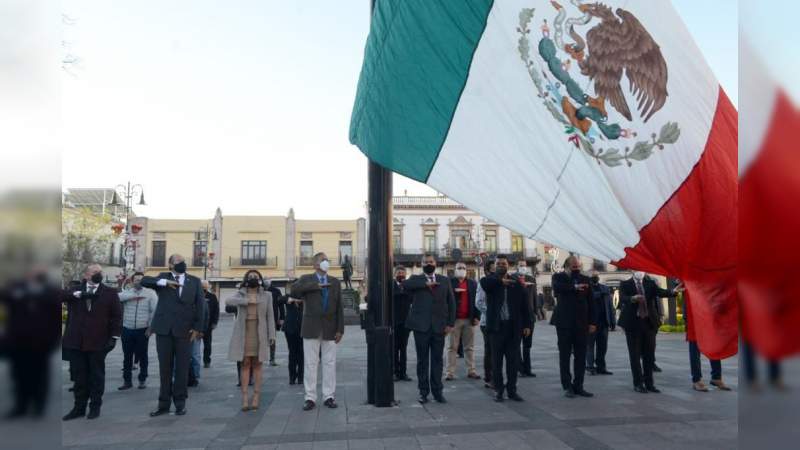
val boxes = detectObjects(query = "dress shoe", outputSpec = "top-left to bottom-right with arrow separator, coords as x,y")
149,408 -> 170,417
289,379 -> 296,385
634,385 -> 648,394
646,386 -> 661,393
303,400 -> 316,411
692,380 -> 710,392
494,393 -> 504,402
118,382 -> 133,391
68,386 -> 75,392
710,379 -> 732,391
401,375 -> 412,381
507,393 -> 524,402
62,408 -> 85,421
467,373 -> 481,380
587,368 -> 597,376
187,379 -> 199,388
597,369 -> 613,375
574,389 -> 594,398
86,408 -> 101,420
324,398 -> 338,409
270,360 -> 278,367
564,388 -> 576,398
138,381 -> 147,389
417,395 -> 429,404
203,362 -> 210,369
519,371 -> 530,378
653,364 -> 663,373
433,394 -> 447,404
174,407 -> 187,416
445,375 -> 455,381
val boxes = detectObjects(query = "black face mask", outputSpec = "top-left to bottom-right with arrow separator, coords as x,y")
90,272 -> 103,284
495,267 -> 508,276
571,269 -> 581,275
173,261 -> 187,274
591,276 -> 599,284
395,276 -> 405,282
246,278 -> 260,288
423,264 -> 435,275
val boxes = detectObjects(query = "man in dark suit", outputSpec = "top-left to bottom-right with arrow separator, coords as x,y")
142,254 -> 205,417
201,280 -> 219,369
515,260 -> 538,378
280,294 -> 304,385
618,272 -> 680,393
392,266 -> 413,382
403,253 -> 456,404
62,264 -> 123,420
290,252 -> 344,411
551,255 -> 597,398
480,255 -> 532,402
587,271 -> 615,376
446,262 -> 481,380
265,278 -> 285,366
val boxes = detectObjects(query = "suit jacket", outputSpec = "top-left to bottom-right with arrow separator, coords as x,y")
279,295 -> 303,335
204,291 -> 220,331
550,271 -> 596,331
290,273 -> 344,340
591,282 -> 616,328
518,273 -> 538,322
226,288 -> 276,362
449,277 -> 480,322
403,274 -> 456,334
618,277 -> 675,332
142,272 -> 205,337
392,280 -> 412,327
61,282 -> 123,352
479,273 -> 532,334
267,286 -> 285,330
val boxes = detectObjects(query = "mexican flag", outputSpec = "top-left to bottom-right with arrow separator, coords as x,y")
350,0 -> 737,359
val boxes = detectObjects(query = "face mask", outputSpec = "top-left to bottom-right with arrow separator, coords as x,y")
633,271 -> 645,281
246,278 -> 260,288
173,261 -> 187,274
395,275 -> 405,282
590,276 -> 599,284
319,260 -> 330,272
517,267 -> 528,275
455,269 -> 466,278
423,264 -> 435,275
496,267 -> 507,276
133,281 -> 142,289
90,272 -> 103,284
571,268 -> 581,275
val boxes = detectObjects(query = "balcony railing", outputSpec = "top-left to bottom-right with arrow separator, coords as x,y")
297,255 -> 316,267
146,256 -> 167,268
393,247 -> 541,264
229,256 -> 278,268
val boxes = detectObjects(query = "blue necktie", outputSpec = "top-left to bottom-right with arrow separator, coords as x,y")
320,276 -> 329,312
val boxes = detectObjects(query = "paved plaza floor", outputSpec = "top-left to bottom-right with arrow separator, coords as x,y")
62,315 -> 737,449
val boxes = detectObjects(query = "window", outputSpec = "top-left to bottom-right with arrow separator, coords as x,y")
450,229 -> 470,250
423,230 -> 436,253
511,234 -> 525,253
192,240 -> 207,267
151,241 -> 166,267
392,228 -> 402,253
241,240 -> 267,265
339,241 -> 353,265
484,229 -> 497,252
299,240 -> 314,266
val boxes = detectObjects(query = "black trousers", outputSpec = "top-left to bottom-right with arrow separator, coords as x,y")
413,330 -> 445,397
393,325 -> 411,377
9,351 -> 49,415
490,322 -> 521,395
480,326 -> 492,382
156,334 -> 191,410
202,328 -> 213,365
625,324 -> 657,388
71,349 -> 108,410
122,327 -> 149,383
519,323 -> 534,374
556,326 -> 588,391
286,333 -> 304,382
586,326 -> 609,371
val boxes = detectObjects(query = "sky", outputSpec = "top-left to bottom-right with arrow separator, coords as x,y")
62,0 -> 738,221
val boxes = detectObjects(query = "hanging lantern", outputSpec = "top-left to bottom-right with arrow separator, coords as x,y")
111,223 -> 124,235
131,223 -> 143,234
208,251 -> 215,259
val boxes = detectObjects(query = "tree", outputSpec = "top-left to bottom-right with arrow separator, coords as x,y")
62,207 -> 116,284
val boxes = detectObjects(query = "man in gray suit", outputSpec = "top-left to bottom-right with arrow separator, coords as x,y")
403,253 -> 456,404
290,252 -> 344,411
141,254 -> 205,417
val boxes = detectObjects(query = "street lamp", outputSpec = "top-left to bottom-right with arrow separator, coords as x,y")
108,182 -> 146,278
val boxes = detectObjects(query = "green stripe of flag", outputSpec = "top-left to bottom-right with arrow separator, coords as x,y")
349,0 -> 494,181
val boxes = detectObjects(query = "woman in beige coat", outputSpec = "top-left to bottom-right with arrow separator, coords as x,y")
227,270 -> 276,411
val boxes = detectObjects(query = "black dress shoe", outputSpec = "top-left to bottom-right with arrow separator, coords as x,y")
653,364 -> 663,373
203,362 -> 210,369
149,408 -> 170,417
86,408 -> 101,420
289,379 -> 296,385
417,395 -> 429,404
634,385 -> 648,394
494,393 -> 504,402
402,375 -> 412,381
433,394 -> 447,404
174,407 -> 187,416
646,386 -> 661,393
68,387 -> 75,392
303,400 -> 316,411
187,379 -> 199,388
507,393 -> 524,402
118,383 -> 133,391
574,389 -> 594,397
588,368 -> 597,376
564,388 -> 576,398
519,371 -> 530,378
62,408 -> 85,421
324,398 -> 338,409
597,369 -> 613,375
138,381 -> 147,389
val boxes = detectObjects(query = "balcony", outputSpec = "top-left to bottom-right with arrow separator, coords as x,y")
229,256 -> 278,268
146,256 -> 167,268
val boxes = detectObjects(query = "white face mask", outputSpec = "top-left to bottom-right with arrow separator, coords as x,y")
319,260 -> 330,272
455,269 -> 466,278
633,271 -> 645,281
518,267 -> 529,275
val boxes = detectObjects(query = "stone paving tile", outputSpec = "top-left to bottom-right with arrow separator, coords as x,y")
63,316 -> 737,449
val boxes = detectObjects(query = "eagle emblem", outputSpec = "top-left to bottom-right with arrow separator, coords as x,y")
517,2 -> 681,167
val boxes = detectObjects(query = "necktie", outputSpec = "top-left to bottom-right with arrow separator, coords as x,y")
86,286 -> 96,312
320,276 -> 329,312
636,281 -> 648,319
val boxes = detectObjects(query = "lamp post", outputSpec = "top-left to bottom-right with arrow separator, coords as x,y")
108,182 -> 145,278
196,223 -> 217,280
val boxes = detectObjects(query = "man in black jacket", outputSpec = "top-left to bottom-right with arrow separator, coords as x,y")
618,272 -> 680,393
281,294 -> 304,384
141,254 -> 205,417
515,260 -> 538,378
265,279 -> 285,366
587,272 -> 615,376
62,264 -> 123,420
403,254 -> 456,404
201,281 -> 219,368
480,255 -> 532,402
551,256 -> 596,398
392,266 -> 413,382
446,262 -> 481,381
